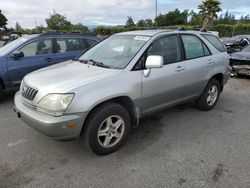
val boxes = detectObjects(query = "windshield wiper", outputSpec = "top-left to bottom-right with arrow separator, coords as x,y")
88,59 -> 111,68
73,58 -> 88,63
75,58 -> 111,68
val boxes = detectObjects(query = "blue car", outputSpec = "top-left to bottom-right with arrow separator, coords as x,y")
0,33 -> 101,98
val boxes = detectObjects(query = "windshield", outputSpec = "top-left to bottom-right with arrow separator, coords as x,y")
78,35 -> 150,69
0,37 -> 28,57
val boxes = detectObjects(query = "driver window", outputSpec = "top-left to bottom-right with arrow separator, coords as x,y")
20,39 -> 52,57
134,35 -> 181,70
148,35 -> 181,65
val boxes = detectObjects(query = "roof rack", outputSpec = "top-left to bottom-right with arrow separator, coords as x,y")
40,31 -> 97,36
176,27 -> 186,31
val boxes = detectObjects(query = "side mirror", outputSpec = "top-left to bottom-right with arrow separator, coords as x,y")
145,55 -> 164,69
144,55 -> 164,77
11,51 -> 24,59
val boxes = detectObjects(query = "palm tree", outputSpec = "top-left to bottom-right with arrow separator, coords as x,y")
198,0 -> 221,30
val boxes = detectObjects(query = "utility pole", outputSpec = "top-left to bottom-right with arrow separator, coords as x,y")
155,0 -> 158,27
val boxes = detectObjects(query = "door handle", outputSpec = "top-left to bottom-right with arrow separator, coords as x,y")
208,59 -> 214,64
44,58 -> 53,62
175,66 -> 185,72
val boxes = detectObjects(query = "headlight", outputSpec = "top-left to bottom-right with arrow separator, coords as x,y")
37,94 -> 74,116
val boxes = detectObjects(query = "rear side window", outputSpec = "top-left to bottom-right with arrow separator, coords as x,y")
181,35 -> 211,60
202,34 -> 226,52
56,38 -> 90,53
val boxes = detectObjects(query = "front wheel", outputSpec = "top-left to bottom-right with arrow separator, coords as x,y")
196,79 -> 220,111
84,103 -> 131,155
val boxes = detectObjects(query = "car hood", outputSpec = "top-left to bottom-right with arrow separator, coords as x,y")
231,52 -> 250,60
24,60 -> 121,93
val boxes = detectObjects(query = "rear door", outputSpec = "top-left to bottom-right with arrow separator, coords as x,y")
7,38 -> 54,87
180,34 -> 213,97
141,34 -> 188,115
54,37 -> 97,63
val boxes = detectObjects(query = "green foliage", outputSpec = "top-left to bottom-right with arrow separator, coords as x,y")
216,10 -> 236,24
136,19 -> 153,27
125,16 -> 136,28
155,9 -> 189,26
214,24 -> 250,37
239,14 -> 250,24
46,11 -> 72,31
198,0 -> 221,30
71,23 -> 89,32
189,10 -> 202,26
0,10 -> 7,28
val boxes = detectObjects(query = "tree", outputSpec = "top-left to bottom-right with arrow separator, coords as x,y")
216,10 -> 236,24
137,19 -> 146,27
0,10 -> 7,29
145,19 -> 153,27
15,22 -> 22,30
71,23 -> 89,33
155,9 -> 189,26
46,11 -> 72,31
189,10 -> 202,26
198,0 -> 221,30
125,16 -> 135,28
239,14 -> 250,24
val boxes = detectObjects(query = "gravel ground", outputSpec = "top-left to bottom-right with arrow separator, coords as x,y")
0,78 -> 250,188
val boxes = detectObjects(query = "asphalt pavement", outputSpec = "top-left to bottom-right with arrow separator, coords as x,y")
0,78 -> 250,188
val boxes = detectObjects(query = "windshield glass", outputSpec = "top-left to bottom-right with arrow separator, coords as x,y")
78,35 -> 150,69
0,37 -> 28,57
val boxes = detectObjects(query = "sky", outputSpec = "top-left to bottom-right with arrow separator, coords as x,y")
1,0 -> 250,29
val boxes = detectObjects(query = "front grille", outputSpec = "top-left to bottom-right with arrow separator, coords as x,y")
21,83 -> 38,101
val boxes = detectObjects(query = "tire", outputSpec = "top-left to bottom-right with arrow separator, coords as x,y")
84,103 -> 131,155
196,78 -> 220,111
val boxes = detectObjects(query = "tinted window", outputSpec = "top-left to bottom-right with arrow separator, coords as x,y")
202,34 -> 226,52
148,35 -> 181,65
181,35 -> 210,59
56,38 -> 89,53
20,39 -> 52,56
85,39 -> 97,47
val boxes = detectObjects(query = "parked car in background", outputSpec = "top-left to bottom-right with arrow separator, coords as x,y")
0,32 -> 101,98
222,35 -> 250,53
14,30 -> 231,155
230,45 -> 250,76
2,34 -> 20,46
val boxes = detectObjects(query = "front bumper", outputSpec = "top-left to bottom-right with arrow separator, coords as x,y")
14,92 -> 87,141
230,58 -> 250,75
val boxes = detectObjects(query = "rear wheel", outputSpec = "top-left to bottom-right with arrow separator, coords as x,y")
84,103 -> 131,155
196,78 -> 220,111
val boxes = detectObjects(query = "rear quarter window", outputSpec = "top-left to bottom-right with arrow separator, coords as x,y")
202,34 -> 226,52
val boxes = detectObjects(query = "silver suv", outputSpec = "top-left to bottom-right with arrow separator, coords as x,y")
14,30 -> 231,155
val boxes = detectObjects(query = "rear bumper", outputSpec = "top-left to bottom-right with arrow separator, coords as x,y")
14,92 -> 87,141
223,66 -> 232,85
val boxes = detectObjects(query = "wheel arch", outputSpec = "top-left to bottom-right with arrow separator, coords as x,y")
211,73 -> 223,91
80,96 -> 139,136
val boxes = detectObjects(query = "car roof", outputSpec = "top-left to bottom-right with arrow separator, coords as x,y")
115,29 -> 214,37
22,33 -> 100,40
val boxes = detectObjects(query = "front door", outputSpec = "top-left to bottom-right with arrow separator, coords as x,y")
141,35 -> 188,115
7,38 -> 54,87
